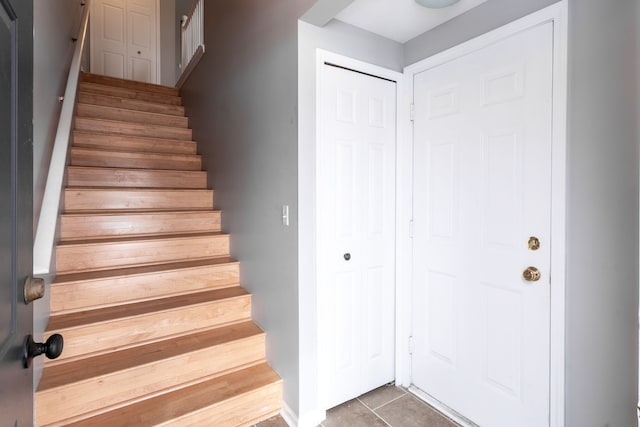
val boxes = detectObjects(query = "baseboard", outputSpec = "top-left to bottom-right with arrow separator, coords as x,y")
280,400 -> 326,427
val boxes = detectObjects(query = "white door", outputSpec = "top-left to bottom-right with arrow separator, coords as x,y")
91,0 -> 158,83
318,64 -> 396,409
411,22 -> 553,427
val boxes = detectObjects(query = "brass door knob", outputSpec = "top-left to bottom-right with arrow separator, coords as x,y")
522,266 -> 541,282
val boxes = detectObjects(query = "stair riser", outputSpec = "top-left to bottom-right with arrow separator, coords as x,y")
78,92 -> 185,116
46,295 -> 252,363
36,336 -> 266,426
163,383 -> 282,427
77,103 -> 189,128
73,131 -> 197,155
75,118 -> 192,141
57,235 -> 229,273
64,189 -> 213,211
51,262 -> 237,314
70,148 -> 202,171
60,211 -> 221,241
67,168 -> 207,189
81,73 -> 179,96
79,82 -> 182,105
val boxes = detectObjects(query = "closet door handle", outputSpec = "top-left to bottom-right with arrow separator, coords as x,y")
344,253 -> 351,261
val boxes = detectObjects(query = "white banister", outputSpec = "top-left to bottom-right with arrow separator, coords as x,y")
33,0 -> 91,276
176,0 -> 204,88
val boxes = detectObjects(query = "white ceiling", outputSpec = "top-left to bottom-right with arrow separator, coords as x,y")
334,0 -> 488,44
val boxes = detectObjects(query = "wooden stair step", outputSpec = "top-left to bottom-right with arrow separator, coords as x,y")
60,210 -> 221,241
73,131 -> 197,155
81,72 -> 179,96
67,166 -> 207,189
78,91 -> 186,116
64,188 -> 213,211
77,103 -> 189,128
60,363 -> 282,427
51,257 -> 238,314
56,232 -> 230,273
36,322 -> 266,426
45,287 -> 251,363
75,117 -> 192,141
70,147 -> 202,170
79,82 -> 182,105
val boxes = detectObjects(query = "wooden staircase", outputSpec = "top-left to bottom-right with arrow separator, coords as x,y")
36,73 -> 282,426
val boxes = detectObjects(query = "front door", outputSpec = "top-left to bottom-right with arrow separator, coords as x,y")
90,0 -> 158,83
318,63 -> 396,409
411,22 -> 553,426
0,0 -> 34,425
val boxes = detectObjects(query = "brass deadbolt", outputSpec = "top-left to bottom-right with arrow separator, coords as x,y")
522,266 -> 541,282
24,277 -> 45,304
528,236 -> 540,251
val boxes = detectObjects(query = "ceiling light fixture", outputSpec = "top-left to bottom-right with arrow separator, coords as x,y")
414,0 -> 461,8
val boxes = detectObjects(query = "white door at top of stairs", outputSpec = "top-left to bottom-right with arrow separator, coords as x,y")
90,0 -> 159,84
411,21 -> 554,427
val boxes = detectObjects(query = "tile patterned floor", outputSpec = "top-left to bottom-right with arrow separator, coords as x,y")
254,385 -> 461,427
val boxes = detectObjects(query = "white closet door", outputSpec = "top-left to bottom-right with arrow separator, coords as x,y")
318,64 -> 396,410
91,0 -> 157,83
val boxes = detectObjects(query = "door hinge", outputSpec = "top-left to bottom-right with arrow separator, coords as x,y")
408,336 -> 414,355
410,103 -> 415,121
409,219 -> 414,239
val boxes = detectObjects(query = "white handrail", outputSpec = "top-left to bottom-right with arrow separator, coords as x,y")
33,0 -> 91,276
177,0 -> 204,88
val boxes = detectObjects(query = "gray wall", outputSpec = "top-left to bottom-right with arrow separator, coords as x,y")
403,0 -> 639,425
33,0 -> 85,232
159,0 -> 176,86
178,0 -> 314,416
565,0 -> 638,425
297,19 -> 403,421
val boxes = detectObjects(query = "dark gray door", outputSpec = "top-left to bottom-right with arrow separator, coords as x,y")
0,0 -> 33,425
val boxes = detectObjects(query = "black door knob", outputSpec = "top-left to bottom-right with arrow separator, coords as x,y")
344,253 -> 351,261
22,334 -> 64,369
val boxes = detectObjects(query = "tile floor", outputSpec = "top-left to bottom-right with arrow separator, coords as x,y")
254,384 -> 461,427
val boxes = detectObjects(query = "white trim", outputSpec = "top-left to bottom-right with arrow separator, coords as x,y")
281,397 -> 325,427
314,48 -> 404,413
400,2 -> 568,426
155,0 -> 161,84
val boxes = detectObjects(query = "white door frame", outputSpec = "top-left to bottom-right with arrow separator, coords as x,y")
314,48 -> 404,414
397,2 -> 568,426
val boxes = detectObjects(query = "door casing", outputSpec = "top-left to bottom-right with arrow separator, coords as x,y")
398,2 -> 568,426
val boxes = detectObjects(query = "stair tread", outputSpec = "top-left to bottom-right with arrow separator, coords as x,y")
61,209 -> 220,217
61,362 -> 280,427
77,103 -> 190,127
47,287 -> 249,331
71,146 -> 200,161
78,91 -> 186,116
73,131 -> 197,154
81,72 -> 179,96
66,166 -> 207,186
58,231 -> 227,246
38,321 -> 263,391
75,117 -> 191,133
79,82 -> 182,105
67,165 -> 205,174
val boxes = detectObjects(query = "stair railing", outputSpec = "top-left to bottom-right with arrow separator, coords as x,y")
33,0 -> 91,276
176,0 -> 205,88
